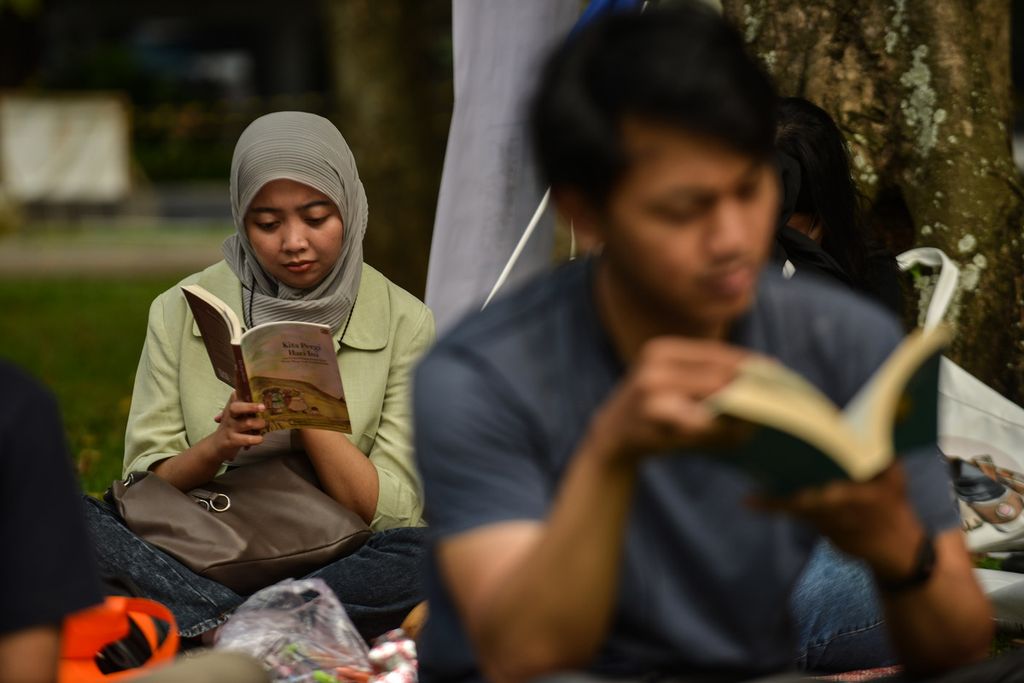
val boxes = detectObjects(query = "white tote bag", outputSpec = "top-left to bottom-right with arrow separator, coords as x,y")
898,247 -> 1024,551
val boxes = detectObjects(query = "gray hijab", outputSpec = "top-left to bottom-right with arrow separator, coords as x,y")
222,111 -> 368,333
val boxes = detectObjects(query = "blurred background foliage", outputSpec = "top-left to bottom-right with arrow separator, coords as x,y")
0,277 -> 176,492
7,0 -> 1024,492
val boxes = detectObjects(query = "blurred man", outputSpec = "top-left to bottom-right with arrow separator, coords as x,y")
413,5 -> 992,683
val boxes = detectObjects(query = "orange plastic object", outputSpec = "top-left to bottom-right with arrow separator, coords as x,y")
59,596 -> 179,682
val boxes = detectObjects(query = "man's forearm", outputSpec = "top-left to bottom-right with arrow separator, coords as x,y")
470,435 -> 639,683
764,464 -> 993,675
879,530 -> 993,674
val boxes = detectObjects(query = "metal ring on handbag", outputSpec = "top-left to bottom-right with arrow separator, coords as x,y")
209,493 -> 231,512
193,493 -> 231,512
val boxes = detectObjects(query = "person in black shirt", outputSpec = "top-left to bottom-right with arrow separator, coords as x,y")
774,96 -> 903,317
0,360 -> 102,683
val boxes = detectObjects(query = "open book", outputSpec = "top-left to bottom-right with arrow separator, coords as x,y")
181,285 -> 351,434
704,325 -> 951,494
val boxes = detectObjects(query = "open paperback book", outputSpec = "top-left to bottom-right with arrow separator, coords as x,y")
181,284 -> 351,434
704,325 -> 951,495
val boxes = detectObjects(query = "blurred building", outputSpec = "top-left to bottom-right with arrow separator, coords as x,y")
0,0 -> 334,221
37,0 -> 329,103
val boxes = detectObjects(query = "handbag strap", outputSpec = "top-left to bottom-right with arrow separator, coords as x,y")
120,473 -> 231,513
60,596 -> 179,680
896,247 -> 960,331
117,597 -> 180,662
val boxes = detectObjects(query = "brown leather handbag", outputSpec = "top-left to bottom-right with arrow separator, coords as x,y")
107,453 -> 371,594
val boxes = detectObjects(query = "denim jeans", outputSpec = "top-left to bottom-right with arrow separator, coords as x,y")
790,539 -> 894,672
83,496 -> 426,640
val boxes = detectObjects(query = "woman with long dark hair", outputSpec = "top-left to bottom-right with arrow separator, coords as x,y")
779,98 -> 904,672
775,96 -> 902,315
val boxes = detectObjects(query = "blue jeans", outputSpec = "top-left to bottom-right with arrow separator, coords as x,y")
790,539 -> 895,672
83,496 -> 426,640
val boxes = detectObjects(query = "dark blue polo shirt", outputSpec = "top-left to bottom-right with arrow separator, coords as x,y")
413,257 -> 957,682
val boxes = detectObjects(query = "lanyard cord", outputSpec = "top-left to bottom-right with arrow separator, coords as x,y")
337,297 -> 356,344
244,275 -> 356,343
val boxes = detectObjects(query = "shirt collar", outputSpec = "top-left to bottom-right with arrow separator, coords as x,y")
337,264 -> 389,351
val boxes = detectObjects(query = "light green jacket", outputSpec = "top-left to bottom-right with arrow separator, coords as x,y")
123,260 -> 434,530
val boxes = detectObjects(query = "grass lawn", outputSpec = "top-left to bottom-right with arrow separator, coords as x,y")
0,276 -> 183,494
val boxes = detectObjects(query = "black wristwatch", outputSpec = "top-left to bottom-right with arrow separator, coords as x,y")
877,533 -> 936,594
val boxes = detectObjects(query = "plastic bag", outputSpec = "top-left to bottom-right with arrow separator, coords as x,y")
215,578 -> 372,682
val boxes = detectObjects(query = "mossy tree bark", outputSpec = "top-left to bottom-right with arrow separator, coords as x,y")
721,0 -> 1024,402
322,0 -> 452,298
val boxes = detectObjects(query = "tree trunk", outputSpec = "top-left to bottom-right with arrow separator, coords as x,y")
721,0 -> 1024,403
321,0 -> 452,298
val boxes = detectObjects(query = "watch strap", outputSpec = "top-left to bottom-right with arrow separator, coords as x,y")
877,533 -> 936,594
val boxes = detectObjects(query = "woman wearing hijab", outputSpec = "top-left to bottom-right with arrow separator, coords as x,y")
84,112 -> 433,643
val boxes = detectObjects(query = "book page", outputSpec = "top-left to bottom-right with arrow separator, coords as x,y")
240,322 -> 352,434
732,358 -> 825,398
706,359 -> 869,482
708,376 -> 859,470
842,326 -> 949,464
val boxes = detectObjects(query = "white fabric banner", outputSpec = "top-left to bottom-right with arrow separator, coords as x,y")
0,95 -> 130,203
425,0 -> 580,334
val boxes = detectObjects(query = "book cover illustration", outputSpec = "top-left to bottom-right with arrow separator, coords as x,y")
242,323 -> 351,434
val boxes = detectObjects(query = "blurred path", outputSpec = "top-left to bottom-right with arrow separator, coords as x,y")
0,225 -> 227,278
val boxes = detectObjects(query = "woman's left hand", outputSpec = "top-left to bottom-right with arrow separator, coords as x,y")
299,428 -> 380,524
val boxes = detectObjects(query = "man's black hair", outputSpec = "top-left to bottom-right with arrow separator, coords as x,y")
531,3 -> 778,205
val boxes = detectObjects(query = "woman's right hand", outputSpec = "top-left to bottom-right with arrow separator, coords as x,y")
152,392 -> 266,490
209,391 -> 266,463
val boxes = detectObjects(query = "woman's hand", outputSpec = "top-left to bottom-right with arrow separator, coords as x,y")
154,393 -> 266,491
299,428 -> 380,524
209,391 -> 266,464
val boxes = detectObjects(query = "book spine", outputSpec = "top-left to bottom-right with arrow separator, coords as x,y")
232,345 -> 253,402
